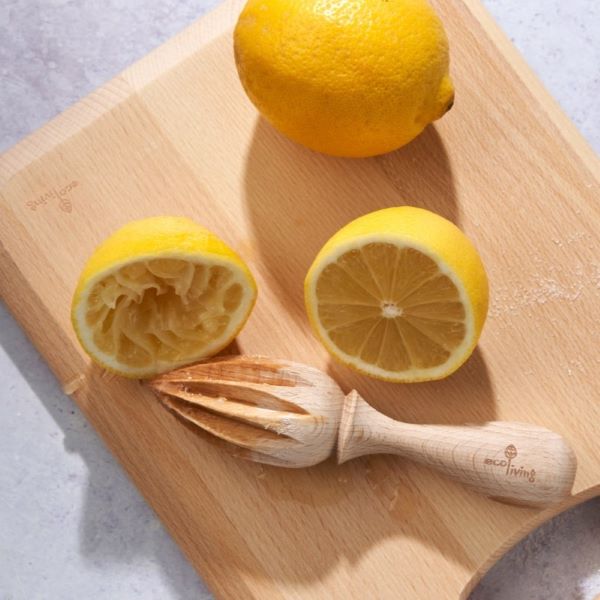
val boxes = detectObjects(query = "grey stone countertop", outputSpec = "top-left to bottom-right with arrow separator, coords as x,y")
1,1 -> 599,599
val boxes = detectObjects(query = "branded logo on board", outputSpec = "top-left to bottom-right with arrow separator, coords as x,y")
27,181 -> 78,213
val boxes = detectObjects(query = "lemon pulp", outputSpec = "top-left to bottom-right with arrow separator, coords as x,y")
72,217 -> 257,378
84,258 -> 247,370
315,242 -> 468,374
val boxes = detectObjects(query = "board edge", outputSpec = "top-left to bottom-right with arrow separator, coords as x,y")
0,0 -> 240,188
460,484 -> 600,598
461,0 -> 600,178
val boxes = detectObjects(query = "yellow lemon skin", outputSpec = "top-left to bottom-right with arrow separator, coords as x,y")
234,0 -> 454,157
71,216 -> 257,378
304,207 -> 489,382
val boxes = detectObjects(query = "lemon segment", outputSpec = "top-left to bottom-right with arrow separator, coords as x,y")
304,207 -> 488,382
71,217 -> 257,378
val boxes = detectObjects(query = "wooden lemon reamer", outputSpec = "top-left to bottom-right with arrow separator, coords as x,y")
150,356 -> 577,507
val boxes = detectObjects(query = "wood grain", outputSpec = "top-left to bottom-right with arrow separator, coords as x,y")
338,391 -> 577,507
1,0 -> 600,597
151,355 -> 345,469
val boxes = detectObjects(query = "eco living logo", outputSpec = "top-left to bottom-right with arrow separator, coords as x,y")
484,444 -> 536,483
27,181 -> 79,213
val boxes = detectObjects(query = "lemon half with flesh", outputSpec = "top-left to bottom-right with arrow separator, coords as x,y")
71,216 -> 257,378
304,207 -> 488,382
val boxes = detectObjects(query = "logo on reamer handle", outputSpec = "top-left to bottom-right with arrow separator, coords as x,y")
484,445 -> 536,483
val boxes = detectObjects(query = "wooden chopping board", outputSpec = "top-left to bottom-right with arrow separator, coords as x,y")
1,0 -> 599,597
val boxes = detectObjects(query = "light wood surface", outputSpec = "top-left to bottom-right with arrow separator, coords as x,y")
1,0 -> 600,597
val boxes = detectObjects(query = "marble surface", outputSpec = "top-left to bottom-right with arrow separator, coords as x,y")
1,1 -> 599,598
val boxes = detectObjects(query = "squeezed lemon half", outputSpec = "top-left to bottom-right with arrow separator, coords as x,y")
71,216 -> 257,378
304,207 -> 489,382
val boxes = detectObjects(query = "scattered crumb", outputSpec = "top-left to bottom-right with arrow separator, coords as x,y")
564,359 -> 586,376
99,369 -> 118,382
62,374 -> 85,395
592,264 -> 600,291
488,262 -> 595,318
567,231 -> 586,244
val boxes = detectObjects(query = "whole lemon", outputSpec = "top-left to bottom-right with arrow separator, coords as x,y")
234,0 -> 454,157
